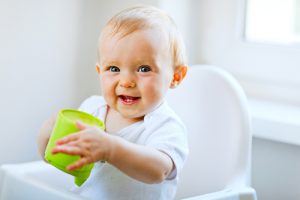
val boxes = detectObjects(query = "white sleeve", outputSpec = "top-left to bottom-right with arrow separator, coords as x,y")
78,96 -> 103,113
145,117 -> 189,180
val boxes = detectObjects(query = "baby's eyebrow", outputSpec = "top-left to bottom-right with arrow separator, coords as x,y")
100,60 -> 119,66
135,58 -> 157,66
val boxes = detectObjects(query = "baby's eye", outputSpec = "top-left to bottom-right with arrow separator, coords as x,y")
108,66 -> 120,72
138,65 -> 151,73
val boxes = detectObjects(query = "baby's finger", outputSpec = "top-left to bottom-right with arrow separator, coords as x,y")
67,157 -> 91,171
75,120 -> 88,131
51,145 -> 81,155
56,133 -> 80,145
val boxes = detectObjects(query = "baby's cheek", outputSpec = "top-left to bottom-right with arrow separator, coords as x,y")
143,84 -> 163,102
100,79 -> 114,94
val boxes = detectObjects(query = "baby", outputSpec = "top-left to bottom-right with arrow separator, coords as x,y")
38,5 -> 188,200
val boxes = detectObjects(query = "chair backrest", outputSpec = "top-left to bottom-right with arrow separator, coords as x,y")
166,65 -> 252,199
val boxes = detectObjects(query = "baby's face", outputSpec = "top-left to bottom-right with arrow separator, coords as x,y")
98,28 -> 174,120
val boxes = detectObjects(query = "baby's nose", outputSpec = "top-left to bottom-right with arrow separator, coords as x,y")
119,71 -> 136,88
119,79 -> 136,88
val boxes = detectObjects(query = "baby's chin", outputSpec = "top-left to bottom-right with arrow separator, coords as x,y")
120,112 -> 145,122
113,99 -> 163,120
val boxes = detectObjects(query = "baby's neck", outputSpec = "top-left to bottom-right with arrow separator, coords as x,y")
105,106 -> 144,134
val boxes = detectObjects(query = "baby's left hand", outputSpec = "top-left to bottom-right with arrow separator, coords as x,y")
51,121 -> 111,171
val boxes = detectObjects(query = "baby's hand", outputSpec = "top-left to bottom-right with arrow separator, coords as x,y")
51,121 -> 111,171
37,112 -> 58,160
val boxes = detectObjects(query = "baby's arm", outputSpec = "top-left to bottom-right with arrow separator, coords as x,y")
108,136 -> 174,184
37,112 -> 58,160
52,121 -> 173,184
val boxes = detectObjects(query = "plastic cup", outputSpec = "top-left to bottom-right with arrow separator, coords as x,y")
44,109 -> 105,186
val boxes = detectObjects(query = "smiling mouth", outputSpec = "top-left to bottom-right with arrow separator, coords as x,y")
119,95 -> 141,105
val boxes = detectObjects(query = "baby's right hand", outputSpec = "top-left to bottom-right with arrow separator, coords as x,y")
51,120 -> 111,170
37,112 -> 58,160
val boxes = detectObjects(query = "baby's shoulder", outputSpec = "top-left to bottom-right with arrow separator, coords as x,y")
79,95 -> 105,113
145,101 -> 185,129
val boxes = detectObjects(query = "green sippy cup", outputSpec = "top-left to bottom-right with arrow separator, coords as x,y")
44,109 -> 105,186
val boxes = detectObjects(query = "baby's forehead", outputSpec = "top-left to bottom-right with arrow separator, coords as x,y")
101,23 -> 169,40
98,29 -> 173,66
99,27 -> 170,50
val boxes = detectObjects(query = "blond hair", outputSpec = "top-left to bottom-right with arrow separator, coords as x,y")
98,5 -> 187,68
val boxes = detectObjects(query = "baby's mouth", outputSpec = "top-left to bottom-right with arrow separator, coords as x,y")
119,95 -> 140,105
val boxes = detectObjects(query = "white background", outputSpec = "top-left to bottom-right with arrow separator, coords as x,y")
1,0 -> 300,199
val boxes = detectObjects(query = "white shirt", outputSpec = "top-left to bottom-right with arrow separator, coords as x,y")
73,96 -> 188,200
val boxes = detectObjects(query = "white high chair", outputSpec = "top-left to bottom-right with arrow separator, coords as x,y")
166,65 -> 257,200
0,65 -> 257,200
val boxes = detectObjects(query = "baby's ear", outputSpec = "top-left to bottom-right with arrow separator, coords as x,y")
96,64 -> 101,75
170,66 -> 188,88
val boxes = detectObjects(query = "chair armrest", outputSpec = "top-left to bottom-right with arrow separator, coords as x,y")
0,161 -> 86,200
181,187 -> 257,200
